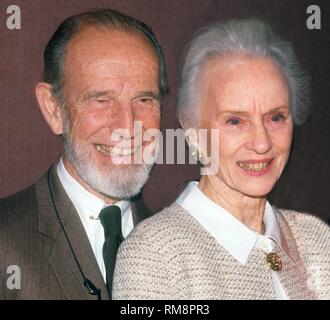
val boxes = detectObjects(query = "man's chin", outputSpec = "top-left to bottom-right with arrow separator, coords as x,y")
103,163 -> 143,170
63,139 -> 154,199
80,163 -> 154,199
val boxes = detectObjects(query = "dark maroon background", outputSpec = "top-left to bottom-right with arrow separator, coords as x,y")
0,0 -> 329,221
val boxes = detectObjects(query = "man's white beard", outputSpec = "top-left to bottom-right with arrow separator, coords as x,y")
63,136 -> 154,200
60,102 -> 157,199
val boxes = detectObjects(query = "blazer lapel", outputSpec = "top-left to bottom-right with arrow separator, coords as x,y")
131,193 -> 152,226
273,208 -> 316,300
36,164 -> 110,300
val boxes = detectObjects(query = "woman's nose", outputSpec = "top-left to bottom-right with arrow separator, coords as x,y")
246,123 -> 272,154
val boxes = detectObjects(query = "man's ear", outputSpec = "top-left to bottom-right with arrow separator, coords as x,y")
35,82 -> 64,135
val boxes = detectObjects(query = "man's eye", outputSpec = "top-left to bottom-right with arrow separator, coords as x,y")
139,97 -> 153,103
226,118 -> 240,125
96,100 -> 109,103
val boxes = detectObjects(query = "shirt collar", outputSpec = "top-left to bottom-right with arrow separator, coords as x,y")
263,204 -> 294,262
56,158 -> 130,223
176,181 -> 292,264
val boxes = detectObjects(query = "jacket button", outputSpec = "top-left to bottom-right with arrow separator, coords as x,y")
267,252 -> 282,271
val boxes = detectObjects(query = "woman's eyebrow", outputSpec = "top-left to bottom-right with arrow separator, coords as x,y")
218,105 -> 290,115
267,105 -> 290,112
219,110 -> 250,116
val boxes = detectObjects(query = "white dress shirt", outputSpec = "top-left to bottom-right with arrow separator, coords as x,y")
176,181 -> 291,300
57,158 -> 134,281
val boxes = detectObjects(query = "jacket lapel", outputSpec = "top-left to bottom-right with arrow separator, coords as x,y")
131,193 -> 152,226
273,208 -> 316,300
36,164 -> 110,300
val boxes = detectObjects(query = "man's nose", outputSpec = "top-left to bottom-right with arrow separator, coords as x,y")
246,123 -> 272,154
111,104 -> 135,140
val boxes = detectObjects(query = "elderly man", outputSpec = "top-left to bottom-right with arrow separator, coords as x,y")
0,9 -> 168,300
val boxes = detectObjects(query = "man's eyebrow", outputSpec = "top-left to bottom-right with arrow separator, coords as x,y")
82,90 -> 113,101
135,91 -> 161,101
81,90 -> 161,101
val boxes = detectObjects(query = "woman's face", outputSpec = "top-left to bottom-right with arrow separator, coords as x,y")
198,55 -> 293,197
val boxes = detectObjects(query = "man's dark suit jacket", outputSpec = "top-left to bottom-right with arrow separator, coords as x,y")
0,163 -> 151,300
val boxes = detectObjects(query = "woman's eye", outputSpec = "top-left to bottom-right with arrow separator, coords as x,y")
271,113 -> 286,122
226,118 -> 240,125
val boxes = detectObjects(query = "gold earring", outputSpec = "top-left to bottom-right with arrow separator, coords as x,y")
190,146 -> 203,161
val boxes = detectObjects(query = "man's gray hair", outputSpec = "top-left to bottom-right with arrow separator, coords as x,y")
44,8 -> 168,107
177,18 -> 311,128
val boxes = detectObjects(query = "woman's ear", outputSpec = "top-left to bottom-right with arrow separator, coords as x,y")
183,126 -> 202,162
180,119 -> 191,144
35,82 -> 64,135
184,127 -> 197,148
181,119 -> 197,147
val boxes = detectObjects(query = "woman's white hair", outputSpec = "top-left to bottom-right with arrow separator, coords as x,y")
177,18 -> 311,128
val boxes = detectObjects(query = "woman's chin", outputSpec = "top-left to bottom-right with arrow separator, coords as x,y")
235,183 -> 275,198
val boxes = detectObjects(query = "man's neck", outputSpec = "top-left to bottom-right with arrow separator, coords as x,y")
62,156 -> 117,205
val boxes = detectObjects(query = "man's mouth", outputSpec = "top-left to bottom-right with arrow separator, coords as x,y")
94,144 -> 138,157
237,159 -> 273,172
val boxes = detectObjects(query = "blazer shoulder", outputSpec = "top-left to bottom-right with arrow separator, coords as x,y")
131,193 -> 153,223
276,208 -> 330,248
0,185 -> 39,277
0,184 -> 37,216
124,202 -> 195,246
277,208 -> 329,229
0,184 -> 39,238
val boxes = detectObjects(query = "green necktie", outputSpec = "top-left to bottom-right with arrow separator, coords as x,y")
99,205 -> 123,297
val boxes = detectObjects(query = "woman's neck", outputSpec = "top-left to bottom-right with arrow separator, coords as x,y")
199,176 -> 266,234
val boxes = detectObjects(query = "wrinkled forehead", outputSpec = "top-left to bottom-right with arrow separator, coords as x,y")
201,54 -> 288,86
63,25 -> 159,79
199,54 -> 290,107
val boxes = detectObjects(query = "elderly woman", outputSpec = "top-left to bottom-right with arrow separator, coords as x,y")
113,18 -> 330,299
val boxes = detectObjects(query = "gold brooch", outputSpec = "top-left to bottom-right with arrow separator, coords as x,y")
267,252 -> 282,271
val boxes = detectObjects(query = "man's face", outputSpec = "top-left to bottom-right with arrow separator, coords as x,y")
61,26 -> 161,199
